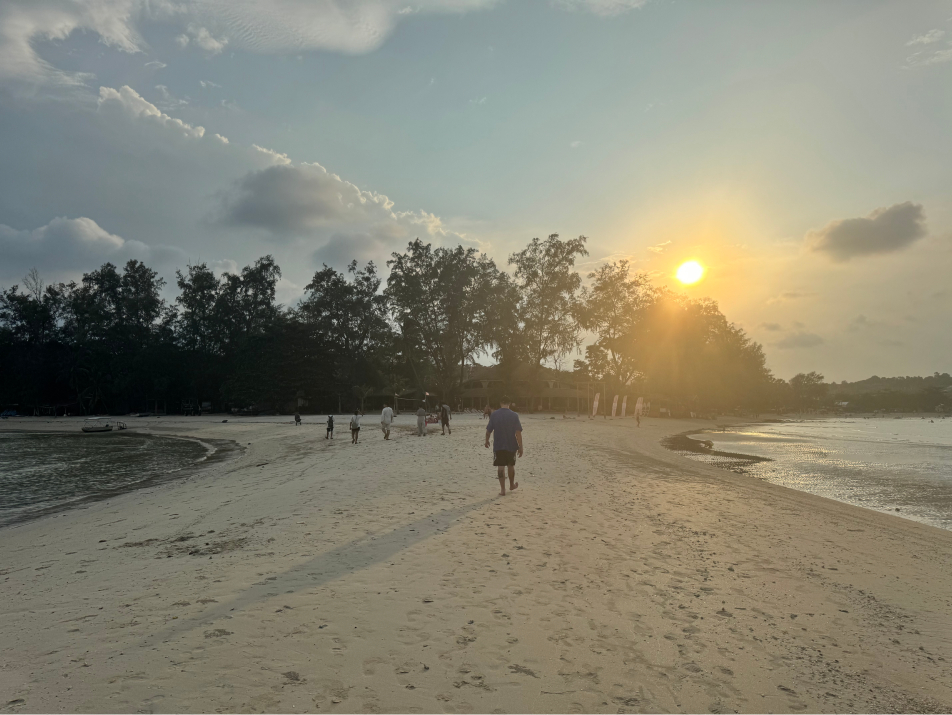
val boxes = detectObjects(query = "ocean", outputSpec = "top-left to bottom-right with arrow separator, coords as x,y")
0,431 -> 216,528
670,417 -> 952,531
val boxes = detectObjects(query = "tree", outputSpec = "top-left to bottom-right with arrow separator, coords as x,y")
790,371 -> 827,411
508,234 -> 588,407
386,240 -> 502,401
297,260 -> 391,402
579,260 -> 648,390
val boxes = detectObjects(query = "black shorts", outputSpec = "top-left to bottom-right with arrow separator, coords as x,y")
493,450 -> 516,467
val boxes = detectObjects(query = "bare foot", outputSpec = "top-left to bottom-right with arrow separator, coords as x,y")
510,482 -> 519,491
499,490 -> 507,496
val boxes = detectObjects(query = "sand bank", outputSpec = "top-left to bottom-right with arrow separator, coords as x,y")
1,414 -> 950,713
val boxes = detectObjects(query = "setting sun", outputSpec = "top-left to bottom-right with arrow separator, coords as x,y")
676,260 -> 705,284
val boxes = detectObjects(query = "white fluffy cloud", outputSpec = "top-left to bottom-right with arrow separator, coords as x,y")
806,202 -> 927,262
0,0 -> 501,88
0,216 -> 186,283
553,0 -> 648,16
98,84 -> 207,138
0,0 -> 141,87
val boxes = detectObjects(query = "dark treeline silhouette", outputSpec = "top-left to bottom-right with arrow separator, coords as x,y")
3,234 -> 796,416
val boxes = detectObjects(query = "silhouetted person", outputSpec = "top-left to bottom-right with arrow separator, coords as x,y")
485,396 -> 523,497
441,402 -> 452,435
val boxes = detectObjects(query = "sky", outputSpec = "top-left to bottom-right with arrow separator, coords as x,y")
1,0 -> 950,382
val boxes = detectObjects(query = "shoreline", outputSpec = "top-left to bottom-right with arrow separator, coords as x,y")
1,414 -> 950,713
0,427 -> 243,530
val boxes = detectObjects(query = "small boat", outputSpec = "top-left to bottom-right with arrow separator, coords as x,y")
81,418 -> 128,433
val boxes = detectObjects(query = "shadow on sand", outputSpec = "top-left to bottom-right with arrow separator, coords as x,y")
143,497 -> 494,645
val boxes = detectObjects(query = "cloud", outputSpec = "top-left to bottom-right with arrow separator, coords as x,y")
758,322 -> 783,332
0,217 -> 186,282
907,29 -> 945,46
775,332 -> 824,350
0,0 -> 141,87
554,0 -> 649,16
806,201 -> 927,262
98,85 -> 204,139
145,60 -> 167,69
154,84 -> 189,109
469,96 -> 487,105
846,314 -> 874,332
0,0 -> 501,88
646,240 -> 671,253
766,291 -> 814,305
217,160 -> 470,262
200,79 -> 222,89
570,140 -> 582,149
177,24 -> 227,54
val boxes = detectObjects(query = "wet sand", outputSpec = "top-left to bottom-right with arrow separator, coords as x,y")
1,413 -> 950,713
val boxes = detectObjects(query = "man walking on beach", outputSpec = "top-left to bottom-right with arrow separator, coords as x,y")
440,402 -> 452,435
381,402 -> 394,440
350,410 -> 361,444
484,396 -> 523,496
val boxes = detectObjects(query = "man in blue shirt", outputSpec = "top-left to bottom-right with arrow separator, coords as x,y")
484,396 -> 524,496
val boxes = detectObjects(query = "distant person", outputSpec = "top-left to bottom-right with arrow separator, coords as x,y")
636,411 -> 641,428
350,410 -> 361,444
294,411 -> 301,427
484,396 -> 523,497
440,402 -> 452,435
416,403 -> 427,436
483,404 -> 492,419
326,414 -> 334,439
381,402 -> 394,440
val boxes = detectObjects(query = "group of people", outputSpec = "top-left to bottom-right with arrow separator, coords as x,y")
317,401 -> 453,444
307,396 -> 524,496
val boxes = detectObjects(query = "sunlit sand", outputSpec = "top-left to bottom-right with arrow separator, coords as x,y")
1,414 -> 950,713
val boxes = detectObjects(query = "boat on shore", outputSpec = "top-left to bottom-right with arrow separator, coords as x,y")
81,418 -> 128,433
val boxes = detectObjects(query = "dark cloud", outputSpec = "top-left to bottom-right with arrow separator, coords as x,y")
220,164 -> 390,235
775,331 -> 824,350
807,202 -> 926,262
758,322 -> 783,331
0,216 -> 186,285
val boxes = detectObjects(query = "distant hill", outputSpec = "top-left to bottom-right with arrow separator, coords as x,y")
830,373 -> 952,395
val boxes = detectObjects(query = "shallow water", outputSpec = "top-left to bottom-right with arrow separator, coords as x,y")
0,432 -> 213,527
675,417 -> 952,531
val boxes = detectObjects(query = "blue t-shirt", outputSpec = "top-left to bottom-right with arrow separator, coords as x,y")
486,408 -> 523,452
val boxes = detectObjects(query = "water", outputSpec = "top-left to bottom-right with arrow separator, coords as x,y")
0,432 -> 214,527
673,417 -> 952,531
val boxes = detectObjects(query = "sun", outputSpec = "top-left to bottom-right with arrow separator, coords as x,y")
676,260 -> 705,285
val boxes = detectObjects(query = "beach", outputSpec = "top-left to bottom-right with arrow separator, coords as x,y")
1,414 -> 950,714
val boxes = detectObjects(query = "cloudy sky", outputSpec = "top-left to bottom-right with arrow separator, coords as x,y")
1,0 -> 950,381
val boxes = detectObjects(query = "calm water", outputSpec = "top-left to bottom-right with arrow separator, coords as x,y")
676,417 -> 952,531
0,432 -> 213,527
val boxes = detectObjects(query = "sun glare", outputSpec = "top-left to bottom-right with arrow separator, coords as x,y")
676,260 -> 705,285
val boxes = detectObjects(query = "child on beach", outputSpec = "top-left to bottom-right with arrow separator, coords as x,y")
294,412 -> 301,426
326,415 -> 334,439
350,410 -> 361,444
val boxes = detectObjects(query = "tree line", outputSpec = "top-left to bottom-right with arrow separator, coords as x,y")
2,234 -> 795,416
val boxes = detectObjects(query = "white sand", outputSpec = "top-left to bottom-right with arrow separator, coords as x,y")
1,413 -> 951,713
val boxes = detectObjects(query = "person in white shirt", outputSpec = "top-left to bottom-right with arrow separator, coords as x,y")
350,410 -> 361,444
380,402 -> 394,440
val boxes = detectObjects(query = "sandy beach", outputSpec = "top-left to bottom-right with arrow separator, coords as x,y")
1,413 -> 951,714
